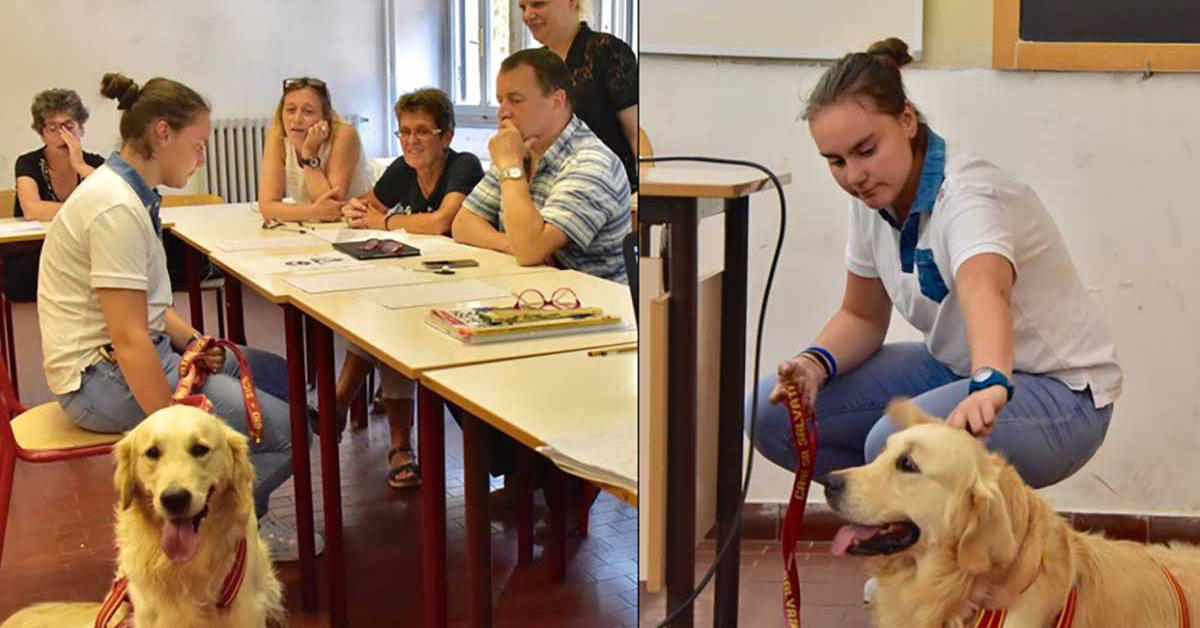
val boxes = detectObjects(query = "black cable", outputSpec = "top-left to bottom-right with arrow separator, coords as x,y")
640,155 -> 787,627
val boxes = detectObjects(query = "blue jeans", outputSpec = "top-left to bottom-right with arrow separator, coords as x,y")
57,335 -> 301,517
748,342 -> 1113,488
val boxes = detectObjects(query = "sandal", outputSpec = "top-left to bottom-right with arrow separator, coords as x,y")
387,446 -> 421,489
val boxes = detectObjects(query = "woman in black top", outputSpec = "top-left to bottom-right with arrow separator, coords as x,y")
8,89 -> 104,301
522,0 -> 639,189
338,87 -> 484,488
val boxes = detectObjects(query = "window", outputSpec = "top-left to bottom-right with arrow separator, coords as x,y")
451,0 -> 637,126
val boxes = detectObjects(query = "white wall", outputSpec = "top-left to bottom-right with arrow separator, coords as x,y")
0,0 -> 391,189
643,55 -> 1200,516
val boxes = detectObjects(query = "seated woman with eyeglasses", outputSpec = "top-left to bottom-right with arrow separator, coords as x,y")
333,87 -> 484,488
8,88 -> 106,302
258,77 -> 374,222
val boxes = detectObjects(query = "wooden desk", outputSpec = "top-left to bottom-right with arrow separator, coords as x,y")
639,164 -> 789,627
288,269 -> 635,628
191,221 -> 557,628
421,348 -> 636,627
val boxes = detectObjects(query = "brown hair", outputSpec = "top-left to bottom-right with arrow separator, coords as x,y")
394,87 -> 455,133
100,73 -> 209,159
273,77 -> 335,135
803,37 -> 923,123
30,88 -> 90,134
499,48 -> 576,109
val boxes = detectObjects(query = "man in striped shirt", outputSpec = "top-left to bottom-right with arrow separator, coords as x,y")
453,48 -> 631,284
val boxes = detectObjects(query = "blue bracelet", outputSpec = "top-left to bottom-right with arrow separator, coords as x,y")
804,346 -> 838,380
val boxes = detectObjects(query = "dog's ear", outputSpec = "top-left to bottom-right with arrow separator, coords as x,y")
113,431 -> 138,511
886,398 -> 937,429
955,468 -> 1018,575
225,425 -> 256,515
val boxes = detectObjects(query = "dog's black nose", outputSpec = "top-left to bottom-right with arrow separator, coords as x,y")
819,473 -> 846,498
160,489 -> 192,515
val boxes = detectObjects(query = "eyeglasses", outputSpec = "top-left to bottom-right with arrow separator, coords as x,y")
394,127 -> 443,141
513,287 -> 580,310
282,77 -> 328,93
43,120 -> 79,134
363,238 -> 404,254
261,217 -> 310,234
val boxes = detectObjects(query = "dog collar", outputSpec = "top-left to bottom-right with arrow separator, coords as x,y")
973,563 -> 1188,628
95,537 -> 249,627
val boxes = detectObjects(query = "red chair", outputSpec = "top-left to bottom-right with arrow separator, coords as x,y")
0,356 -> 121,570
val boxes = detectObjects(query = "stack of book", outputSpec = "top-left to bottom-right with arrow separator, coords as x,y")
425,305 -> 624,344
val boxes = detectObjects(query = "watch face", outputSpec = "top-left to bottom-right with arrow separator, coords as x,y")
972,368 -> 994,383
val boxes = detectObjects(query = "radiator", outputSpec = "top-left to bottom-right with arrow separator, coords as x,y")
203,114 -> 367,204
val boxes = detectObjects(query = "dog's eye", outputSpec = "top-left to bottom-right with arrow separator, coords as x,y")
145,446 -> 160,460
895,454 -> 920,473
190,444 -> 210,457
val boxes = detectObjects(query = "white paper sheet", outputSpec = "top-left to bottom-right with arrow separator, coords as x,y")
216,235 -> 320,251
283,267 -> 431,293
239,252 -> 367,275
359,279 -> 510,309
0,222 -> 45,235
536,425 -> 636,493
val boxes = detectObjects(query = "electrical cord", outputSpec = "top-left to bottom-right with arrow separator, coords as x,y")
639,155 -> 787,626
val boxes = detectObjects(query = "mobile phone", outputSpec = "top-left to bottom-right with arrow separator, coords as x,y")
422,259 -> 479,269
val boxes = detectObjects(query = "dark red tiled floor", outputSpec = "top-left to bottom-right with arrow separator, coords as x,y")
0,291 -> 637,626
638,540 -> 872,627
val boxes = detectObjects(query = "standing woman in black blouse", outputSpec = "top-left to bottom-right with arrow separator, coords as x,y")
8,88 -> 105,301
522,0 -> 639,189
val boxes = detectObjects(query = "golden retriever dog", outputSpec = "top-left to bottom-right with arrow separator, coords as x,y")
2,406 -> 284,628
822,400 -> 1200,628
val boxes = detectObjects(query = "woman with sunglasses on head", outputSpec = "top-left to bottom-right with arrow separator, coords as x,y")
37,72 -> 321,562
7,89 -> 106,302
336,87 -> 484,488
258,77 -> 374,222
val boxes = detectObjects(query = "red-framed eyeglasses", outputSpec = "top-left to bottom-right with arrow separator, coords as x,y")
362,238 -> 404,254
512,287 -> 581,310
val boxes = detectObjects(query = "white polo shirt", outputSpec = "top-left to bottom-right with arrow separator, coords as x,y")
845,130 -> 1122,408
38,153 -> 172,395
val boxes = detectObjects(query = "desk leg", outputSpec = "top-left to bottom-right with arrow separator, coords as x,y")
463,412 -> 493,628
2,295 -> 15,402
715,198 -> 750,627
418,385 -> 447,628
547,468 -> 568,584
283,306 -> 318,611
313,323 -> 347,627
663,198 -> 699,628
224,275 -> 246,344
516,448 -> 534,566
184,244 -> 204,334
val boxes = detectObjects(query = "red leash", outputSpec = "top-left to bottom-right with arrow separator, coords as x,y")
173,336 -> 264,444
781,382 -> 818,627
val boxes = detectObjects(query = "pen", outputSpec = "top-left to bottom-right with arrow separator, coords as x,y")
587,344 -> 637,357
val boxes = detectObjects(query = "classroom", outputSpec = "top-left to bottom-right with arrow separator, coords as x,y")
638,0 -> 1200,626
0,0 -> 638,626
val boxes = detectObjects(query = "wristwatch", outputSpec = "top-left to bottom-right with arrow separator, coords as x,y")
498,166 -> 524,182
302,155 -> 322,169
968,367 -> 1014,401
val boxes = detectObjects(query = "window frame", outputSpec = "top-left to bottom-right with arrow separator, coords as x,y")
450,0 -> 637,126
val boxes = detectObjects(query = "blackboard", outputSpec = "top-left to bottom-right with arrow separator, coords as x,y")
1020,0 -> 1200,44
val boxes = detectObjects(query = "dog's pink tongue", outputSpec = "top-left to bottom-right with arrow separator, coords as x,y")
831,524 -> 882,556
161,518 -> 199,563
